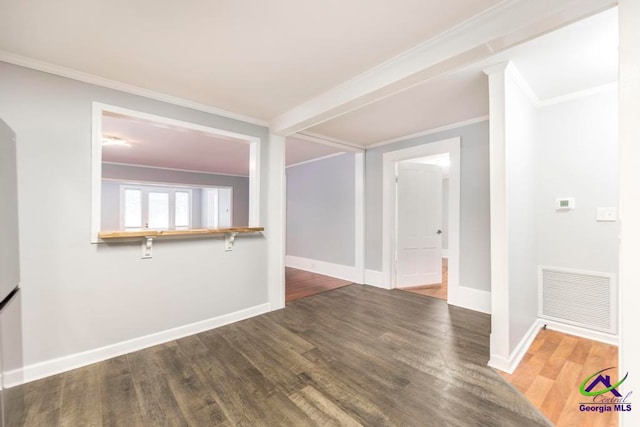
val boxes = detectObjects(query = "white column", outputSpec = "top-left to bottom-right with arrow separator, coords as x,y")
484,62 -> 511,372
354,152 -> 365,284
267,133 -> 286,310
619,1 -> 640,425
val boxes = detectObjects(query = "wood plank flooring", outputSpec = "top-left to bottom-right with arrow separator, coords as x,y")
285,267 -> 352,302
399,258 -> 448,300
500,329 -> 619,427
18,285 -> 551,426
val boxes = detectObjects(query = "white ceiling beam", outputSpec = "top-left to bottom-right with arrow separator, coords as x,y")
292,131 -> 364,152
270,0 -> 616,136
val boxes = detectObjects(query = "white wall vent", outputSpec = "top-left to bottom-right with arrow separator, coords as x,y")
538,266 -> 617,334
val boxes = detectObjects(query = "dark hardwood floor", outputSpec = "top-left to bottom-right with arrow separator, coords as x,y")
19,285 -> 551,426
285,267 -> 352,302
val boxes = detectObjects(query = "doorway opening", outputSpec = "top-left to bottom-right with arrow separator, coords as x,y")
396,153 -> 450,301
382,137 -> 460,305
283,135 -> 365,303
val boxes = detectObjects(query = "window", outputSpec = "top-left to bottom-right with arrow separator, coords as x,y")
121,184 -> 192,230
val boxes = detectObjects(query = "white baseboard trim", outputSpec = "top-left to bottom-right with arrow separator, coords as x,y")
442,250 -> 449,258
364,269 -> 389,289
9,302 -> 271,386
285,255 -> 357,282
450,286 -> 491,314
487,354 -> 512,374
489,319 -> 540,374
541,319 -> 619,346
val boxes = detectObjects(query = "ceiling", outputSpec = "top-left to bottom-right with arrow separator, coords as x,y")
0,2 -> 618,155
308,7 -> 619,146
101,113 -> 344,175
0,0 -> 501,120
102,113 -> 251,175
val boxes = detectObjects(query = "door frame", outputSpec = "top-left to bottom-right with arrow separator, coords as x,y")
382,137 -> 460,303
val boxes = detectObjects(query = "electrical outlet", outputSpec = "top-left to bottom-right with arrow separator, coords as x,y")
596,207 -> 617,222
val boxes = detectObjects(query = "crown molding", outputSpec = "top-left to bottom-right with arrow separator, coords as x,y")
286,152 -> 346,169
505,62 -> 540,105
366,116 -> 489,149
0,51 -> 269,127
101,161 -> 250,178
537,81 -> 618,107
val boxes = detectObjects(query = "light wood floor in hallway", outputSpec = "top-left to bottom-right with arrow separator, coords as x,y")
18,285 -> 551,426
285,267 -> 352,302
398,258 -> 448,300
500,329 -> 619,427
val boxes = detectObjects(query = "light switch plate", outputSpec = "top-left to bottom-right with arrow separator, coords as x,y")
596,207 -> 617,222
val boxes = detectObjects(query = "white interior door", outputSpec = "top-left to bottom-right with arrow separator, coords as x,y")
396,162 -> 443,287
202,188 -> 219,228
218,188 -> 232,227
202,188 -> 232,228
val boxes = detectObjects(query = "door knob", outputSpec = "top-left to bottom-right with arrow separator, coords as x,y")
437,229 -> 442,234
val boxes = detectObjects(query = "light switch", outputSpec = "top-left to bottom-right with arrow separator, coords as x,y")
596,207 -> 617,222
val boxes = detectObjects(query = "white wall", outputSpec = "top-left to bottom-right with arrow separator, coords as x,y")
488,63 -> 619,372
536,86 -> 619,274
286,153 -> 355,267
619,2 -> 640,426
101,182 -> 123,231
0,62 -> 272,381
365,121 -> 491,291
504,69 -> 539,354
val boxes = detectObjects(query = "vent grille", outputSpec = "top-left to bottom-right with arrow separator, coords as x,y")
539,267 -> 616,334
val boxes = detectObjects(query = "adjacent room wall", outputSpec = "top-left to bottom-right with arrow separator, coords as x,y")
488,64 -> 619,372
504,69 -> 539,354
286,153 -> 355,269
101,163 -> 250,229
0,61 -> 271,381
365,120 -> 491,292
536,85 -> 619,274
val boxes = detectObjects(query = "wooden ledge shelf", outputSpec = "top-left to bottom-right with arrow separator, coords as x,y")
99,227 -> 264,240
98,227 -> 264,258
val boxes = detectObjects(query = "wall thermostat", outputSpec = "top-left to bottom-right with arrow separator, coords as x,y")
555,198 -> 575,210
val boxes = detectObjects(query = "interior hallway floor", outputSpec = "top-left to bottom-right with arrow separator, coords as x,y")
500,329 -> 619,427
398,257 -> 448,300
285,267 -> 352,302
